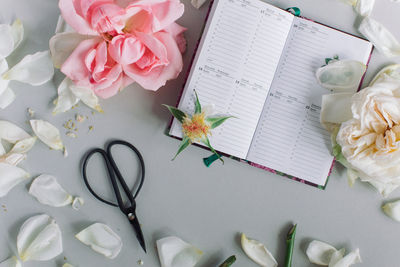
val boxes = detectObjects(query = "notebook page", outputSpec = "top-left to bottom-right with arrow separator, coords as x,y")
247,17 -> 373,186
169,0 -> 293,159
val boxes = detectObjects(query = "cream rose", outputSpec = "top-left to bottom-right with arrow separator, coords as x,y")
321,64 -> 400,196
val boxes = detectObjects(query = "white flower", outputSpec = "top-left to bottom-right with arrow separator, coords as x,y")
0,19 -> 54,109
75,223 -> 122,259
240,233 -> 277,267
156,236 -> 203,267
306,240 -> 361,267
29,174 -> 83,209
17,214 -> 63,262
0,256 -> 21,267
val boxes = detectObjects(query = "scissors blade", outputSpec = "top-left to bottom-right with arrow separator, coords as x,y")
129,215 -> 147,253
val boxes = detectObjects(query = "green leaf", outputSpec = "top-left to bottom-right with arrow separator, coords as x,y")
172,136 -> 191,160
194,90 -> 201,114
163,104 -> 186,123
219,255 -> 236,267
202,137 -> 224,164
206,116 -> 233,129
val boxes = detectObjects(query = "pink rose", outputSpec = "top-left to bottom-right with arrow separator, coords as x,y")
55,0 -> 186,98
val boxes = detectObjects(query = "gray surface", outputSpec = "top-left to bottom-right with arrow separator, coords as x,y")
0,0 -> 399,266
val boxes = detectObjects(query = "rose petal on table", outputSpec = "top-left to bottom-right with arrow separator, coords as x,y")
0,256 -> 21,267
191,0 -> 209,9
17,214 -> 63,262
339,0 -> 358,6
359,17 -> 400,58
0,24 -> 15,59
75,223 -> 122,259
0,153 -> 26,166
368,180 -> 399,198
241,233 -> 277,267
0,120 -> 30,144
0,88 -> 16,109
306,240 -> 338,265
355,0 -> 375,16
321,93 -> 353,131
0,162 -> 30,197
49,32 -> 96,68
69,84 -> 103,112
53,78 -> 80,114
328,248 -> 346,266
2,51 -> 54,85
62,264 -> 75,267
316,60 -> 366,92
9,136 -> 36,154
156,236 -> 203,267
370,64 -> 400,85
72,197 -> 84,210
0,59 -> 10,93
331,249 -> 361,267
382,200 -> 400,222
10,19 -> 24,51
30,120 -> 64,150
29,174 -> 74,207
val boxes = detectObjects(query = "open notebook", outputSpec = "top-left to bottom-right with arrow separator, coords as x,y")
169,0 -> 373,188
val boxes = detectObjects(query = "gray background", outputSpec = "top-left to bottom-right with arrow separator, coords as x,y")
0,0 -> 399,266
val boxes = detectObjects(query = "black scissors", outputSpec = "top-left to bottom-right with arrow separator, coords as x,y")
82,140 -> 146,253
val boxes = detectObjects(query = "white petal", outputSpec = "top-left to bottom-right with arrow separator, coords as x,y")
370,64 -> 400,86
0,59 -> 10,94
10,136 -> 36,154
10,19 -> 24,51
0,162 -> 30,197
17,214 -> 63,262
0,256 -> 21,267
72,197 -> 84,210
0,153 -> 26,166
347,169 -> 359,187
321,93 -> 353,131
328,248 -> 346,266
382,200 -> 400,222
70,85 -> 103,112
62,264 -> 75,267
49,33 -> 95,68
359,17 -> 400,58
156,236 -> 203,267
191,0 -> 209,9
0,88 -> 15,109
241,233 -> 277,267
340,0 -> 358,6
354,0 -> 375,16
306,240 -> 338,265
0,120 -> 30,143
30,120 -> 64,150
29,174 -> 73,207
330,249 -> 361,267
2,51 -> 54,85
316,60 -> 366,92
52,78 -> 79,114
0,24 -> 14,59
368,180 -> 399,197
75,223 -> 122,259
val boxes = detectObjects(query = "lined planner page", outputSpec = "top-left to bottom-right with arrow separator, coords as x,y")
247,17 -> 373,186
169,0 -> 293,159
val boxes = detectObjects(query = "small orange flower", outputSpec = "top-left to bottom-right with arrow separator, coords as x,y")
182,113 -> 210,142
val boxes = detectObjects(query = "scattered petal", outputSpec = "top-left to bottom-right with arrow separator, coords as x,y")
27,108 -> 35,117
332,249 -> 361,267
2,51 -> 54,85
354,0 -> 375,16
0,88 -> 16,109
382,200 -> 400,222
0,24 -> 15,59
0,162 -> 30,197
30,120 -> 64,150
17,214 -> 63,261
69,85 -> 103,112
53,78 -> 79,114
72,197 -> 84,210
369,64 -> 400,85
359,17 -> 400,58
320,93 -> 353,131
316,60 -> 366,92
9,136 -> 37,154
75,223 -> 122,259
156,236 -> 203,267
241,233 -> 277,267
62,264 -> 74,267
191,0 -> 209,9
306,240 -> 338,265
0,120 -> 30,143
0,153 -> 26,166
29,174 -> 74,207
0,256 -> 21,267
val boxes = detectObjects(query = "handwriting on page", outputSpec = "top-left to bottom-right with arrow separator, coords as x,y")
171,0 -> 293,159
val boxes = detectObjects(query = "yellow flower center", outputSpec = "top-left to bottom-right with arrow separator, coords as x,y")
182,113 -> 210,142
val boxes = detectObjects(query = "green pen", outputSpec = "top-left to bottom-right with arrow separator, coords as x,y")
284,224 -> 297,267
219,255 -> 236,267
